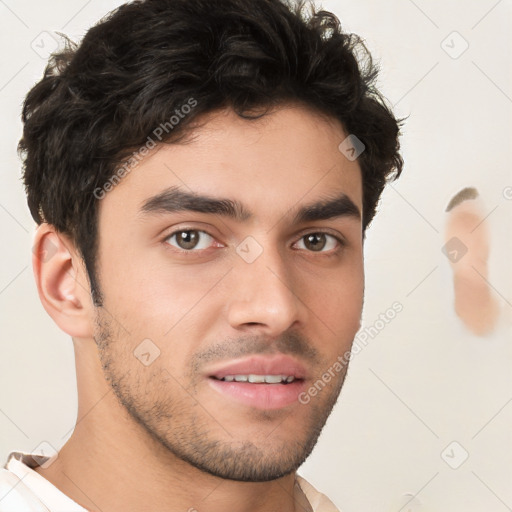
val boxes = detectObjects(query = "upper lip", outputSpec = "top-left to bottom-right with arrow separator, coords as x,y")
206,355 -> 307,380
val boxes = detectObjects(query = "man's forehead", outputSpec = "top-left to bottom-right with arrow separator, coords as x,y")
99,105 -> 363,222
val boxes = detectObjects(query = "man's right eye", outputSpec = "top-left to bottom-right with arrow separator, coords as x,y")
164,229 -> 217,251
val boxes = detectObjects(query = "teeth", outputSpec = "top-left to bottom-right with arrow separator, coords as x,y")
248,374 -> 265,383
219,374 -> 296,383
264,375 -> 284,384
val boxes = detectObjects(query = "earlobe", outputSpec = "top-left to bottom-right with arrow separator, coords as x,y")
32,223 -> 94,338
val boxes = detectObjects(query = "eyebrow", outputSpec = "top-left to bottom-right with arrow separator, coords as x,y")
139,186 -> 361,224
445,186 -> 479,212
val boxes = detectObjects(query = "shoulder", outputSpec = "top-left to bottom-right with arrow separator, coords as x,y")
0,467 -> 47,511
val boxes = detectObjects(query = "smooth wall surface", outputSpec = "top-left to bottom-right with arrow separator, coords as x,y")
1,1 -> 511,511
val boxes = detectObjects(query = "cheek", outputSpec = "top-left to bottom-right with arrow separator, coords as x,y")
304,255 -> 364,353
102,240 -> 225,317
98,247 -> 229,369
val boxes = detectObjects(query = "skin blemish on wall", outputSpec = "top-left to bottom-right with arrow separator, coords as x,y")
444,187 -> 500,337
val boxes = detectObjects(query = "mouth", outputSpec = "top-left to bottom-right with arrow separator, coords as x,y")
210,374 -> 300,384
205,356 -> 308,410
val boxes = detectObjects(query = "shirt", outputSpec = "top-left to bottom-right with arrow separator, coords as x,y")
0,451 -> 340,512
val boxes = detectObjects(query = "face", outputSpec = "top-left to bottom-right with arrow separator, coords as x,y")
92,104 -> 364,482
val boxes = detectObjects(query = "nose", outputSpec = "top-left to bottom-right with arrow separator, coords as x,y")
226,243 -> 306,336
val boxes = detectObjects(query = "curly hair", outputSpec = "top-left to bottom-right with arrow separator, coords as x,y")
19,0 -> 404,307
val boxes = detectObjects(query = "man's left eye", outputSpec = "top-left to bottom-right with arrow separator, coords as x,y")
294,232 -> 341,252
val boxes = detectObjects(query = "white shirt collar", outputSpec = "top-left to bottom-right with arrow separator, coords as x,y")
5,451 -> 88,512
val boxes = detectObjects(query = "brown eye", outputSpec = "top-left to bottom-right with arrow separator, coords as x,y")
296,232 -> 341,253
304,233 -> 326,251
165,230 -> 214,251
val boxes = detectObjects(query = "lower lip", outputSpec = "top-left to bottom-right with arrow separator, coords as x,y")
207,378 -> 306,410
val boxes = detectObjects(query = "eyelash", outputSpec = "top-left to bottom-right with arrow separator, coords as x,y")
162,228 -> 346,256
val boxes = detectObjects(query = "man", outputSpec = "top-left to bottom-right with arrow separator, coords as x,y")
1,0 -> 403,510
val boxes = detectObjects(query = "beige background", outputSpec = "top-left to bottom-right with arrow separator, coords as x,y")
1,1 -> 511,511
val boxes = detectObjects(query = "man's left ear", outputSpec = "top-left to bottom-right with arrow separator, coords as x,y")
32,223 -> 95,338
